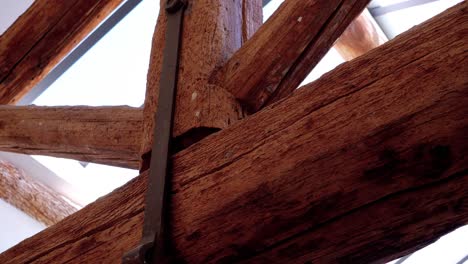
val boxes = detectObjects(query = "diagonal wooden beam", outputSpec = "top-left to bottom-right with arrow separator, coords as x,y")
246,175 -> 467,263
0,0 -> 124,104
0,151 -> 88,206
0,160 -> 78,226
0,106 -> 142,168
1,3 -> 466,262
262,3 -> 386,62
334,9 -> 387,60
215,0 -> 371,112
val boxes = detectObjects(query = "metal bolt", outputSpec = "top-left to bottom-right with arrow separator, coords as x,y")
165,0 -> 186,13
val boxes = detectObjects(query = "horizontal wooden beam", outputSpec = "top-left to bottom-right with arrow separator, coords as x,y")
0,106 -> 142,168
334,9 -> 387,60
0,160 -> 77,226
0,0 -> 123,104
1,2 -> 466,263
216,0 -> 371,112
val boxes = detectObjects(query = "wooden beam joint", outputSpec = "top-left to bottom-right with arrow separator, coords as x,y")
140,0 -> 263,167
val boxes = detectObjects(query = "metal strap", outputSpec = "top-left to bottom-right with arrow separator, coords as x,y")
122,0 -> 186,263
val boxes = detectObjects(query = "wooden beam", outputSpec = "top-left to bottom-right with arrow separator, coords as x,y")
140,0 -> 262,164
0,160 -> 77,226
0,106 -> 142,169
245,175 -> 467,263
0,0 -> 123,104
216,0 -> 371,112
1,3 -> 466,262
334,9 -> 387,60
0,152 -> 88,207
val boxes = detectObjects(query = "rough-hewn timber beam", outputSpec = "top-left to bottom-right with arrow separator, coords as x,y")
216,0 -> 371,112
334,9 -> 387,60
141,0 -> 262,165
0,106 -> 142,168
1,3 -> 466,263
0,0 -> 123,104
0,160 -> 77,226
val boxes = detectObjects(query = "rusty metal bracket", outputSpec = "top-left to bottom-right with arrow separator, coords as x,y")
122,0 -> 187,263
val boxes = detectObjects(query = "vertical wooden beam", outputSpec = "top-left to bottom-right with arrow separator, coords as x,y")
140,0 -> 262,166
0,160 -> 77,226
334,9 -> 387,60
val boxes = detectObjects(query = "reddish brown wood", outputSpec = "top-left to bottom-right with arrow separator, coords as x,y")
0,160 -> 77,226
216,0 -> 371,112
335,9 -> 387,60
140,0 -> 262,166
0,0 -> 123,104
0,1 -> 72,82
245,175 -> 467,263
0,105 -> 142,168
1,3 -> 466,262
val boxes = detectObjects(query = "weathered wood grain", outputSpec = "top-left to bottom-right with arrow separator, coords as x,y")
0,160 -> 77,226
1,3 -> 466,263
141,0 -> 262,163
245,174 -> 467,263
0,0 -> 123,104
0,106 -> 142,168
216,0 -> 371,112
335,9 -> 387,60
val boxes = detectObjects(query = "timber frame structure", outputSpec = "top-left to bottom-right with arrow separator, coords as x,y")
0,0 -> 467,263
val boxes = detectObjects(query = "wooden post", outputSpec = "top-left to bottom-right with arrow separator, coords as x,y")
140,0 -> 262,168
1,3 -> 466,262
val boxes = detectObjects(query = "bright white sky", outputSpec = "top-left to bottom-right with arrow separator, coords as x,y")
1,0 -> 466,260
0,199 -> 45,253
